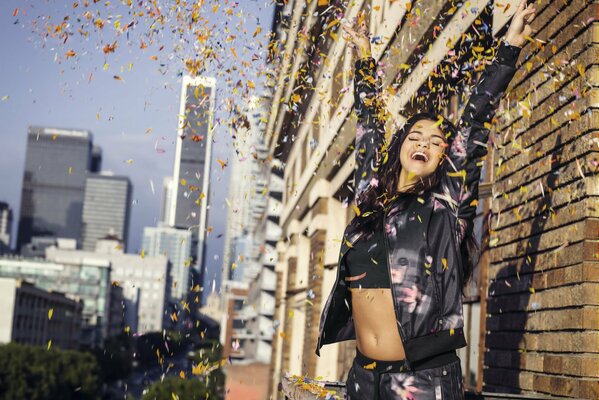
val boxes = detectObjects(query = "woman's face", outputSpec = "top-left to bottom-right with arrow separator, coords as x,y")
399,119 -> 447,179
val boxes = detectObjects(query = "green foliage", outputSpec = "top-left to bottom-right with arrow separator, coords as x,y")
142,376 -> 216,400
0,342 -> 101,400
94,332 -> 133,382
135,330 -> 188,368
191,340 -> 225,400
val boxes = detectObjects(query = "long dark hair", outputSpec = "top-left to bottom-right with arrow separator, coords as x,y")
355,110 -> 479,293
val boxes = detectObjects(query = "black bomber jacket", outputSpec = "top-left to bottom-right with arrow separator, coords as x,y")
315,40 -> 522,369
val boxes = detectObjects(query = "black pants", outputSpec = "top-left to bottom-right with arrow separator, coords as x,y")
345,347 -> 464,399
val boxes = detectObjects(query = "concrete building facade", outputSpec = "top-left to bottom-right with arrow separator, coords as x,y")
142,225 -> 192,301
265,0 -> 599,398
0,277 -> 82,349
0,254 -> 111,347
46,241 -> 170,335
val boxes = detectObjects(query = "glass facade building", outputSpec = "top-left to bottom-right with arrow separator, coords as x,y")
81,173 -> 132,252
17,127 -> 94,251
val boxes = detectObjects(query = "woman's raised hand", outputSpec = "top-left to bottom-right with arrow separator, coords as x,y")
341,11 -> 372,60
505,0 -> 537,47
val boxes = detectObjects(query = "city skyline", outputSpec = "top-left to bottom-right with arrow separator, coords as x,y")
0,0 -> 276,302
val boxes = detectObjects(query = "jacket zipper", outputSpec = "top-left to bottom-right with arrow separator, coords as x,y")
382,209 -> 412,369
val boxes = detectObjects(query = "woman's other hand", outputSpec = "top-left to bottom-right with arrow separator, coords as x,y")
505,0 -> 537,47
341,11 -> 372,60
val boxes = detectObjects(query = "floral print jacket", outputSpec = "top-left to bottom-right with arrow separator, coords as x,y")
315,41 -> 522,367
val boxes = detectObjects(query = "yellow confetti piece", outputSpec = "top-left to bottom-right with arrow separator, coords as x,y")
450,328 -> 455,336
68,167 -> 72,174
48,308 -> 53,320
442,258 -> 448,271
47,340 -> 52,350
179,370 -> 185,379
529,287 -> 535,294
140,249 -> 145,258
352,203 -> 361,217
363,361 -> 377,369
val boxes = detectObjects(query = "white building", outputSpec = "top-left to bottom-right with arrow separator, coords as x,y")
222,95 -> 270,284
0,252 -> 111,347
142,225 -> 192,301
0,202 -> 12,254
218,94 -> 282,364
243,167 -> 283,363
167,75 -> 216,290
45,240 -> 170,335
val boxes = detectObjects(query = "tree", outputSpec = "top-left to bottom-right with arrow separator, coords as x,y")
0,343 -> 101,400
142,376 -> 216,400
94,332 -> 134,382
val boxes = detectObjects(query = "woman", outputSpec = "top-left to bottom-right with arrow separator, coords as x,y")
315,1 -> 536,398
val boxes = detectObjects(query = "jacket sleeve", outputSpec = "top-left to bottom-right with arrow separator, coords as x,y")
443,40 -> 522,244
353,57 -> 388,211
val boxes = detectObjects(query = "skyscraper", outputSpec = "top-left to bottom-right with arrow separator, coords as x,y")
17,126 -> 94,252
167,76 -> 216,295
81,172 -> 132,252
0,202 -> 12,254
142,225 -> 192,301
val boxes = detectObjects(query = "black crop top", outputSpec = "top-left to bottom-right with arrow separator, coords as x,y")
344,219 -> 390,289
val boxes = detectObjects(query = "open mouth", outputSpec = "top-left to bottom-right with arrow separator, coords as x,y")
410,151 -> 429,163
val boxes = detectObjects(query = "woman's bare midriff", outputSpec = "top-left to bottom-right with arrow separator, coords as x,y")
350,287 -> 406,361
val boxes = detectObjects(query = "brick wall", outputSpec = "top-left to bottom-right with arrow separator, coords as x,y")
483,0 -> 599,398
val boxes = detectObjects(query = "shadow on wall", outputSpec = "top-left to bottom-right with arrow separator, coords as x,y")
484,134 -> 562,393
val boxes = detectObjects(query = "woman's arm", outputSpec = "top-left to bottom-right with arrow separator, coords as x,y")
445,0 -> 535,243
443,40 -> 522,243
353,56 -> 388,211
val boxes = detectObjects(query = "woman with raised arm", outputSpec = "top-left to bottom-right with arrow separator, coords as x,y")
315,1 -> 536,398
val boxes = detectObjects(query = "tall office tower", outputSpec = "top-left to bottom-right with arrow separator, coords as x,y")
90,145 -> 102,173
160,176 -> 174,224
0,202 -> 12,254
222,96 -> 269,284
81,172 -> 132,252
142,225 -> 192,301
17,126 -> 94,252
167,75 -> 216,296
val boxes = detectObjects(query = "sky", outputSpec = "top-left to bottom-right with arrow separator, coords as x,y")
0,0 -> 276,302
